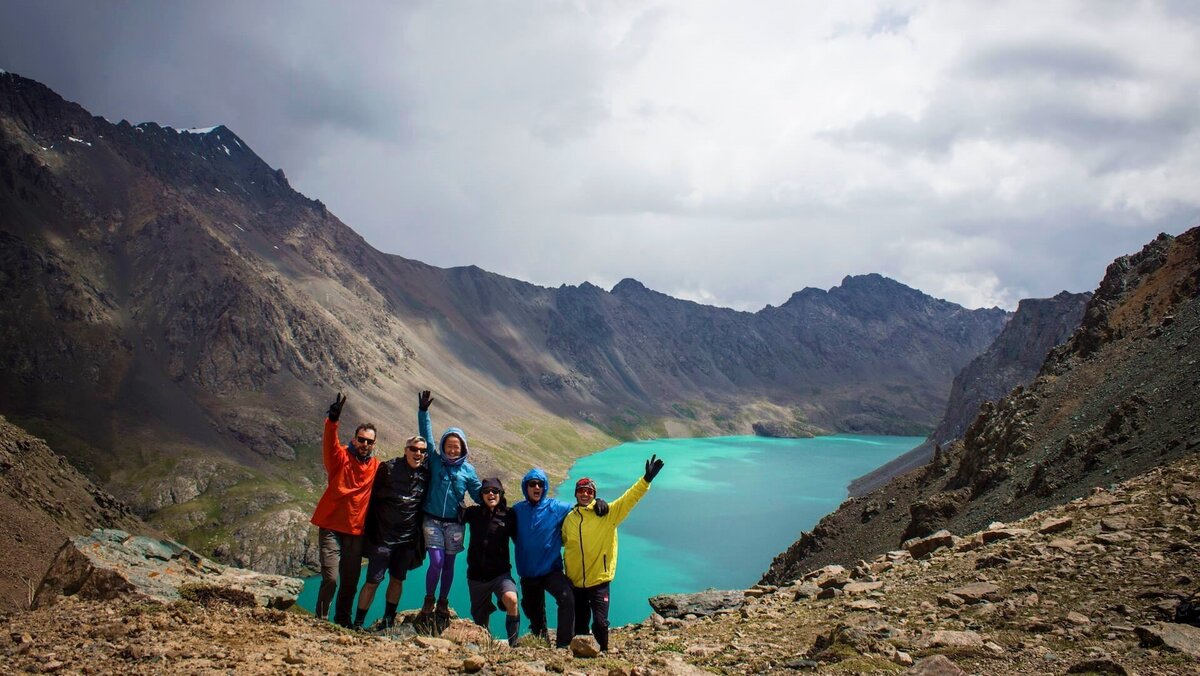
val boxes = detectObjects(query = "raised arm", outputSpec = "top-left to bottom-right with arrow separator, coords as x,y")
607,455 -> 664,525
322,392 -> 348,475
417,390 -> 442,472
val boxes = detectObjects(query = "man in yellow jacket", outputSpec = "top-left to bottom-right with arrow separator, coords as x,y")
561,454 -> 664,652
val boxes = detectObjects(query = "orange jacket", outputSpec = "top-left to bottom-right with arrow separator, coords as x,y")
310,418 -> 380,535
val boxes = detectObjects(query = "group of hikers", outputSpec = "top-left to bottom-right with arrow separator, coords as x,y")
308,389 -> 665,650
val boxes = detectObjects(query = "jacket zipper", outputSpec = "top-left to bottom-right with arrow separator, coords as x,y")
575,508 -> 587,585
603,554 -> 608,573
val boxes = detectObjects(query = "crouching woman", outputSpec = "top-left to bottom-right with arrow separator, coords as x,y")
462,477 -> 521,646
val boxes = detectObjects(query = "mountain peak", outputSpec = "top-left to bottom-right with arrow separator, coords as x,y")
610,278 -> 649,295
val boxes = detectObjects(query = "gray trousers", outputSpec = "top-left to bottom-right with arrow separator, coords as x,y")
316,528 -> 364,625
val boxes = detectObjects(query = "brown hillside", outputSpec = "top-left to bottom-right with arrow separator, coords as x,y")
0,416 -> 146,611
764,227 -> 1200,585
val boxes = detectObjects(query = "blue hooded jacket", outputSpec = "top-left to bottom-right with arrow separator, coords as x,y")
419,410 -> 482,520
511,467 -> 574,578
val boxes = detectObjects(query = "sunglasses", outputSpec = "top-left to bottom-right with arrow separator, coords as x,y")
526,480 -> 545,488
405,446 -> 427,454
481,488 -> 502,495
355,436 -> 376,446
575,487 -> 595,495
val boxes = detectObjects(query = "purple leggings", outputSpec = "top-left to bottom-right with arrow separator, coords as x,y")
425,548 -> 457,599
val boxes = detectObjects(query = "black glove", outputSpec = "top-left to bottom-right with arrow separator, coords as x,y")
593,498 -> 610,517
644,454 -> 664,483
327,392 -> 346,422
419,390 -> 434,412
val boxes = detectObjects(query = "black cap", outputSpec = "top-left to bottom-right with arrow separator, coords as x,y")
481,477 -> 504,494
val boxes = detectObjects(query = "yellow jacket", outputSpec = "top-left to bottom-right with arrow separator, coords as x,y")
561,477 -> 650,587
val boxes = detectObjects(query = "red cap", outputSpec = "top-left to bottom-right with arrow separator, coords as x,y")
575,477 -> 596,492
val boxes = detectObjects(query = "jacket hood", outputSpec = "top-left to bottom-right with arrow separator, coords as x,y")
522,467 -> 550,502
440,427 -> 469,467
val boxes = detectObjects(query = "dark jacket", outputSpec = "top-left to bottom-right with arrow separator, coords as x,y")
365,457 -> 429,547
462,500 -> 517,582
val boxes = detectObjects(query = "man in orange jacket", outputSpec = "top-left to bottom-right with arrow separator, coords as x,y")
310,392 -> 380,626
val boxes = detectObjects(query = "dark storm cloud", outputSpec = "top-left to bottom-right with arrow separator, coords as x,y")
963,41 -> 1136,81
0,1 -> 415,170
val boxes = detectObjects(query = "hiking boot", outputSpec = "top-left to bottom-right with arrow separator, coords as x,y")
379,614 -> 395,630
435,597 -> 451,619
419,594 -> 436,615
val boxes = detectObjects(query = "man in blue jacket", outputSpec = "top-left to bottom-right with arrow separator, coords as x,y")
511,468 -> 607,648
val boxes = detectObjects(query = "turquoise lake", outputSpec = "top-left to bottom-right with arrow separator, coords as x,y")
298,434 -> 919,634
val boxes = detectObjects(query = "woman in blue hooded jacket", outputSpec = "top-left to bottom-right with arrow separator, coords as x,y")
511,467 -> 607,648
417,390 -> 482,619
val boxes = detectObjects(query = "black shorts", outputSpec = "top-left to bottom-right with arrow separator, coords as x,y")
365,542 -> 417,584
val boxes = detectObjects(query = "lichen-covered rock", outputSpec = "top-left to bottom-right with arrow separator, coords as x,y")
34,528 -> 302,610
649,589 -> 744,619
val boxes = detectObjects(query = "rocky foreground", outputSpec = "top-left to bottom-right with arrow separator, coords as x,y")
2,453 -> 1198,675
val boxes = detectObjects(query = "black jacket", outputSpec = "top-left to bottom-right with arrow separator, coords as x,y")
365,458 -> 429,547
463,500 -> 517,582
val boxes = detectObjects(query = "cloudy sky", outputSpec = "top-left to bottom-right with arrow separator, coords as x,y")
2,1 -> 1198,310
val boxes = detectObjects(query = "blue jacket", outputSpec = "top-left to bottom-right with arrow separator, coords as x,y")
419,410 -> 482,520
511,467 -> 574,578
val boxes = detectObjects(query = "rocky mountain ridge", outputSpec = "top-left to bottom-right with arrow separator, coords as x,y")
1,70 -> 1008,574
850,290 -> 1092,496
762,226 -> 1200,585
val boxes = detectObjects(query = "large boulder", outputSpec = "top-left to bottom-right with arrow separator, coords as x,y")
648,589 -> 745,619
33,529 -> 302,609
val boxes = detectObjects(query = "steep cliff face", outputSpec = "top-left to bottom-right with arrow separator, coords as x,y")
763,228 -> 1200,584
849,290 -> 1091,495
0,71 -> 1007,574
0,416 -> 145,611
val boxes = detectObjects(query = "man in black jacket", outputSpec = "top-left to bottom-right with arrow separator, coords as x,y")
463,477 -> 520,646
353,435 -> 430,629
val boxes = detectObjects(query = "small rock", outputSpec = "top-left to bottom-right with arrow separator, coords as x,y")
843,581 -> 883,595
1095,532 -> 1133,545
783,658 -> 819,670
282,649 -> 304,665
903,530 -> 955,559
1066,611 -> 1091,625
414,636 -> 453,650
816,587 -> 841,600
893,650 -> 914,666
947,582 -> 1002,603
905,654 -> 966,675
937,593 -> 965,608
1100,517 -> 1131,532
1135,622 -> 1200,658
792,584 -> 821,601
920,630 -> 983,649
570,635 -> 601,658
462,655 -> 486,673
1039,517 -> 1073,534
